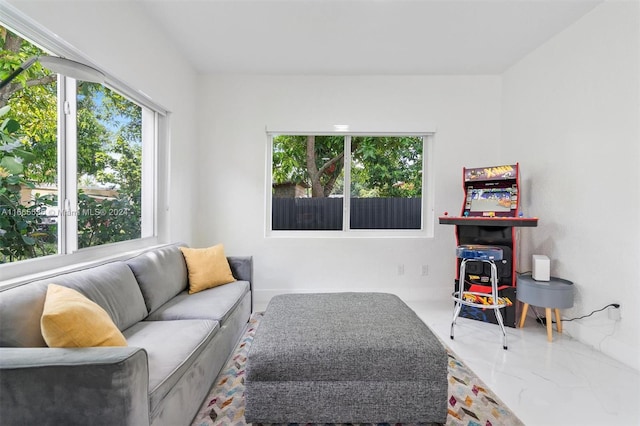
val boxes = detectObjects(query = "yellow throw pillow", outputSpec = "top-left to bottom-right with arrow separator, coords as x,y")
180,244 -> 236,294
41,284 -> 127,348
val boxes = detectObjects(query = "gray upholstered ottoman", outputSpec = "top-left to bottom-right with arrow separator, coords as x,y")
245,292 -> 448,424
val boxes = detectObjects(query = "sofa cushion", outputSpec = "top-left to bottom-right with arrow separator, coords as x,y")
0,281 -> 49,347
123,319 -> 219,416
45,262 -> 148,332
145,280 -> 250,323
126,244 -> 188,314
0,262 -> 147,348
41,284 -> 127,347
180,244 -> 236,294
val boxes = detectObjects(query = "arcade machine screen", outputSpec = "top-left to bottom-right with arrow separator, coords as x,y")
462,164 -> 519,218
466,186 -> 517,215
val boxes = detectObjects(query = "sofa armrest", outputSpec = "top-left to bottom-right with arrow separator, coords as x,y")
228,256 -> 253,288
0,347 -> 150,426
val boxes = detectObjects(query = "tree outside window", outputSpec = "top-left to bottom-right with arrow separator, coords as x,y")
271,134 -> 424,231
0,26 -> 143,263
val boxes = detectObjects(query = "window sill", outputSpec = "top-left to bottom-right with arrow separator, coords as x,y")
0,237 -> 162,289
265,229 -> 433,239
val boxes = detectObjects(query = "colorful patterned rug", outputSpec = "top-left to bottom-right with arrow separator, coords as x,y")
192,312 -> 524,426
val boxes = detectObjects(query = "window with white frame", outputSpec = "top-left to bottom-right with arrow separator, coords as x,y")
0,23 -> 158,264
268,133 -> 432,235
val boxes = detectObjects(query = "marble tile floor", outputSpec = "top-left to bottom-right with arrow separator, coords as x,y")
406,299 -> 640,426
253,298 -> 639,425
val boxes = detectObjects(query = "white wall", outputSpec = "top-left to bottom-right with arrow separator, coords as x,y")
11,0 -> 636,370
196,75 -> 502,305
7,0 -> 199,245
502,1 -> 640,370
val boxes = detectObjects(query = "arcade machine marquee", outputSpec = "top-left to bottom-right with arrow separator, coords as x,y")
439,163 -> 538,327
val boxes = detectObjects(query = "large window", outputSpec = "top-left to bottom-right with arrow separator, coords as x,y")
0,25 -> 157,264
269,133 -> 432,235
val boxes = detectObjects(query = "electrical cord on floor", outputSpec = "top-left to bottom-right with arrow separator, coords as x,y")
563,303 -> 620,322
532,307 -> 553,326
532,303 -> 620,326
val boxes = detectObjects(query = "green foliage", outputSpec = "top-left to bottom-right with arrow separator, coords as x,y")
1,27 -> 144,261
74,88 -> 143,249
96,136 -> 142,197
0,106 -> 57,262
0,27 -> 47,94
351,136 -> 422,198
273,134 -> 423,198
273,135 -> 307,184
9,82 -> 58,183
77,110 -> 143,249
273,135 -> 345,197
77,191 -> 140,249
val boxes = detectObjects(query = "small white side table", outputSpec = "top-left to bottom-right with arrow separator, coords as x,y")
517,274 -> 574,342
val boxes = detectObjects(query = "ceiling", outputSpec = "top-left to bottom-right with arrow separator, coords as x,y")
136,0 -> 601,75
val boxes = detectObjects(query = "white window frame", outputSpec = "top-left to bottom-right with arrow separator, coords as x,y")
0,5 -> 168,283
265,131 -> 435,238
56,76 -> 158,254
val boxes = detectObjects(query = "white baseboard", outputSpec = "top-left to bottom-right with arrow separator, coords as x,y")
253,288 -> 451,312
562,319 -> 639,371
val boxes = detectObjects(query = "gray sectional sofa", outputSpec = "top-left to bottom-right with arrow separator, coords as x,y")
0,243 -> 252,426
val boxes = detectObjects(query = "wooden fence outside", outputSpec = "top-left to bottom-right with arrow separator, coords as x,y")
272,197 -> 421,230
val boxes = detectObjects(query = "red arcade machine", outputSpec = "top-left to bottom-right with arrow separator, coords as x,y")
439,163 -> 537,327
